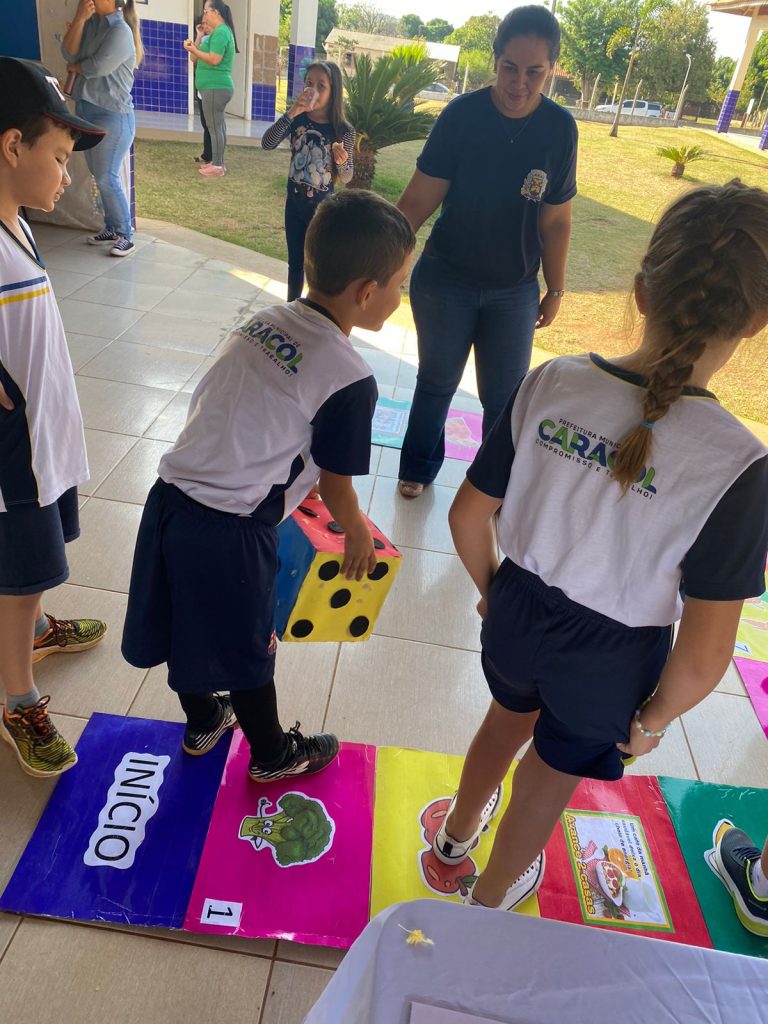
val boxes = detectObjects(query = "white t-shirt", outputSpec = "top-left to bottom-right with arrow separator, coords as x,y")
0,220 -> 88,513
468,354 -> 768,627
159,300 -> 377,519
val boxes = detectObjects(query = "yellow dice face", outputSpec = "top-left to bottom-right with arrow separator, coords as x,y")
282,552 -> 401,642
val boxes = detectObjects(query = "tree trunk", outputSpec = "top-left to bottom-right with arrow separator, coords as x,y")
349,146 -> 378,190
672,162 -> 684,178
609,22 -> 640,139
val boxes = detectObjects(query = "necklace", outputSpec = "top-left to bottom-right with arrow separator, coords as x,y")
509,113 -> 534,145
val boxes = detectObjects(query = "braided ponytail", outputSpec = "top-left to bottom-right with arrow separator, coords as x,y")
613,179 -> 768,491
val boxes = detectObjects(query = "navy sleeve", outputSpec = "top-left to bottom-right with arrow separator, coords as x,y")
465,386 -> 521,499
416,101 -> 460,181
682,455 -> 768,600
545,116 -> 578,206
311,376 -> 378,476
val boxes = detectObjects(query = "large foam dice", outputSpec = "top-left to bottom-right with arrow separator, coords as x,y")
275,497 -> 401,642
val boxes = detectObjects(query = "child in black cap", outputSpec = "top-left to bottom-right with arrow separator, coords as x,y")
0,57 -> 109,777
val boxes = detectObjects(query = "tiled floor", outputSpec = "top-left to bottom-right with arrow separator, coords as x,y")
1,223 -> 766,1023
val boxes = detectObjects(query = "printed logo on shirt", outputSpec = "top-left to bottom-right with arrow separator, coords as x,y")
521,169 -> 548,203
537,417 -> 659,498
238,314 -> 303,376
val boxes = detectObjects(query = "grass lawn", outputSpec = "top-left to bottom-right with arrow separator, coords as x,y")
135,121 -> 768,424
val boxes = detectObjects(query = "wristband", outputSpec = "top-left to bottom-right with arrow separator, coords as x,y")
547,288 -> 565,299
632,709 -> 667,739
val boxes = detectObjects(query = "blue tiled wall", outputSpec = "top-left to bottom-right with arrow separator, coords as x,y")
133,20 -> 189,114
251,83 -> 277,122
287,44 -> 315,101
716,89 -> 739,134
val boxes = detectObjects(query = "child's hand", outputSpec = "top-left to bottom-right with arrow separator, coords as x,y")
616,727 -> 661,759
341,523 -> 377,581
332,142 -> 349,165
0,380 -> 14,411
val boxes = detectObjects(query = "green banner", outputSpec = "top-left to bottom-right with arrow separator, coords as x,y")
659,776 -> 768,958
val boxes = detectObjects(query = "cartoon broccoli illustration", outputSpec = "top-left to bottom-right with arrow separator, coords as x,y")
239,793 -> 335,868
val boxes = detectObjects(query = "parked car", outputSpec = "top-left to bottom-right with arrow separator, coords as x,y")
417,82 -> 452,102
595,99 -> 663,117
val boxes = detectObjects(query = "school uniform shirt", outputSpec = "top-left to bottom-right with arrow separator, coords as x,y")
158,300 -> 377,520
418,89 -> 578,288
468,354 -> 768,628
0,221 -> 88,513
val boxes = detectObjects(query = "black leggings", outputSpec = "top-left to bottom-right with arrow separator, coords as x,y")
284,186 -> 328,302
197,96 -> 212,163
178,680 -> 287,763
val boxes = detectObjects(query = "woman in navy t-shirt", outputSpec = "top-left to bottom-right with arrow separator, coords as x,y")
397,5 -> 577,498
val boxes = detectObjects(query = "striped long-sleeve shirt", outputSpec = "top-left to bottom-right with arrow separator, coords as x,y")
262,113 -> 355,191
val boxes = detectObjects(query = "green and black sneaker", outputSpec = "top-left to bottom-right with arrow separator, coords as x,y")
1,697 -> 78,778
32,613 -> 107,663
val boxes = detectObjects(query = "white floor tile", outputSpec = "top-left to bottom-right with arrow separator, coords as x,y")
81,429 -> 138,495
59,297 -> 143,338
66,497 -> 143,592
69,276 -> 174,312
683,692 -> 768,786
95,438 -> 170,504
78,341 -> 203,391
75,376 -> 175,436
367,478 -> 457,555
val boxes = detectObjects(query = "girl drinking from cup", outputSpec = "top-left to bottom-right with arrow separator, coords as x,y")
262,62 -> 355,301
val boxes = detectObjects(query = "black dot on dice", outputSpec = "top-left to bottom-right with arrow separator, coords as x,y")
367,562 -> 389,581
330,588 -> 351,608
291,619 -> 314,638
373,538 -> 385,550
318,561 -> 340,581
349,616 -> 370,638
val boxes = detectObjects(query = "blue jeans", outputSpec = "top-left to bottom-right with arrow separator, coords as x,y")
76,99 -> 135,239
399,252 -> 540,484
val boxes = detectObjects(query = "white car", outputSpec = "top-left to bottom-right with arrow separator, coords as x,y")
417,82 -> 452,102
595,99 -> 663,117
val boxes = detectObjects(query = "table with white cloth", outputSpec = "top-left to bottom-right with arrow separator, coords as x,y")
303,899 -> 768,1023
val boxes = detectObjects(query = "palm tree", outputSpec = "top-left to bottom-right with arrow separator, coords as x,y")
343,50 -> 440,189
657,144 -> 705,178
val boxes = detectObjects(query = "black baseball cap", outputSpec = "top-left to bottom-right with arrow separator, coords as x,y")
0,57 -> 106,151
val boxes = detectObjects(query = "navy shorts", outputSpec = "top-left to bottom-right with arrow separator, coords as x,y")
121,479 -> 279,694
481,560 -> 673,781
0,487 -> 80,596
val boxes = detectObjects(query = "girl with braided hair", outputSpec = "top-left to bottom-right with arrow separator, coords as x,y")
425,180 -> 768,912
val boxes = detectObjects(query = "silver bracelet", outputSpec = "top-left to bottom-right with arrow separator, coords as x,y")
633,709 -> 667,739
547,288 -> 565,299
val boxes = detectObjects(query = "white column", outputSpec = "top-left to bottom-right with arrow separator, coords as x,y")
288,0 -> 318,99
730,13 -> 764,91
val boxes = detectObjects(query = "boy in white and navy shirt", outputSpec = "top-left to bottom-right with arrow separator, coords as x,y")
122,190 -> 415,781
0,58 -> 109,779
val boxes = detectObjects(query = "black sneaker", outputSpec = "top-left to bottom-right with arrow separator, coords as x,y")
87,229 -> 119,245
182,695 -> 236,756
711,820 -> 768,937
248,722 -> 339,782
110,236 -> 135,257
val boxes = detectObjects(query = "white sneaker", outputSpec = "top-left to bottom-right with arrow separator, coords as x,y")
433,785 -> 502,865
465,851 -> 546,911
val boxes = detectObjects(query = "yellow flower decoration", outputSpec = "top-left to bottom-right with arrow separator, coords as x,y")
399,926 -> 434,946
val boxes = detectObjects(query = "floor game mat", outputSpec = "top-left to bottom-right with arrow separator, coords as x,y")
373,397 -> 482,462
2,713 -> 766,957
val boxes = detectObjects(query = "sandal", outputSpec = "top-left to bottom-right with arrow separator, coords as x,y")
398,480 -> 424,499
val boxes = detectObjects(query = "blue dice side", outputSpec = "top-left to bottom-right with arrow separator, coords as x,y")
275,516 -> 316,639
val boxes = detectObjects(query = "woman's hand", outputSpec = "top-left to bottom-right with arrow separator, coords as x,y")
75,0 -> 96,22
195,23 -> 205,42
183,39 -> 196,53
332,142 -> 349,166
535,291 -> 562,329
66,62 -> 82,76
